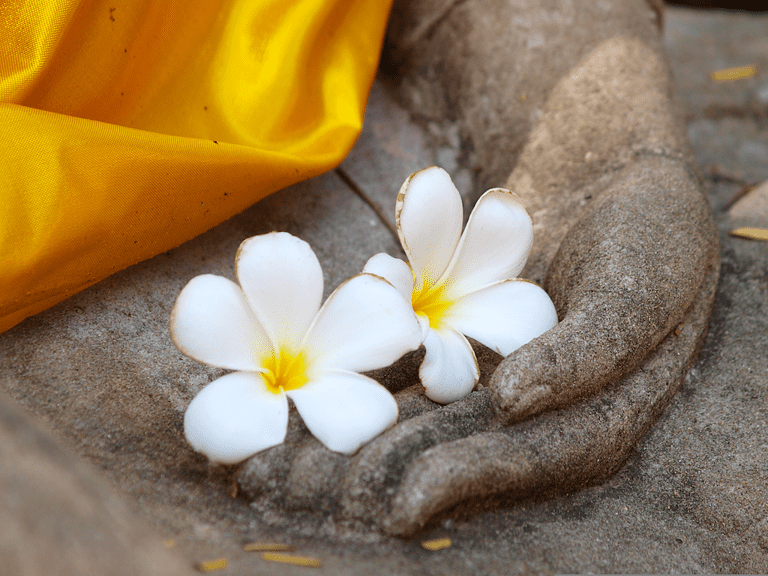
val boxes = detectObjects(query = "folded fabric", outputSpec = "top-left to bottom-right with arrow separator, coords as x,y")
0,0 -> 391,333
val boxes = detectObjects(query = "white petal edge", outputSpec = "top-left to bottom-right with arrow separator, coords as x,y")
287,370 -> 398,455
363,252 -> 414,302
440,188 -> 533,298
303,274 -> 422,374
448,279 -> 559,357
236,232 -> 323,348
416,313 -> 430,341
396,167 -> 463,289
419,326 -> 479,404
170,274 -> 271,371
183,372 -> 288,465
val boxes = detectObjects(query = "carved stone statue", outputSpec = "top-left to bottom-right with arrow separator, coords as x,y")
238,0 -> 719,536
1,0 -> 725,572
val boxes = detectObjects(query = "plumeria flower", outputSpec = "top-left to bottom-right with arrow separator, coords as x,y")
170,232 -> 422,464
363,167 -> 558,404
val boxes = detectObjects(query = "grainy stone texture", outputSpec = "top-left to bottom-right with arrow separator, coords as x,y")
0,391 -> 193,576
665,6 -> 768,214
1,2 -> 767,575
384,0 -> 665,196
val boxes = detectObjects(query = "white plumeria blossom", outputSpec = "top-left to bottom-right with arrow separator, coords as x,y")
170,232 -> 422,464
363,166 -> 559,404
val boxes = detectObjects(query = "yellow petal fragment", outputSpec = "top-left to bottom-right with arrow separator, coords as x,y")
729,227 -> 768,241
710,64 -> 757,82
243,542 -> 293,552
260,552 -> 323,567
420,537 -> 452,551
162,539 -> 175,548
196,558 -> 227,572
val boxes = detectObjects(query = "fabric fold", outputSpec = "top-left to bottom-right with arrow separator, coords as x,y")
0,0 -> 393,333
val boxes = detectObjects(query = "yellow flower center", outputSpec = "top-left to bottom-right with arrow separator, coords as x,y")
261,347 -> 309,394
411,276 -> 454,330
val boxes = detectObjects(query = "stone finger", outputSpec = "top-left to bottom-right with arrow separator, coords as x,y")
238,385 -> 440,512
236,405 -> 308,502
236,383 -> 449,511
385,261 -> 718,536
491,156 -> 718,423
339,389 -> 500,522
393,383 -> 442,420
282,436 -> 351,513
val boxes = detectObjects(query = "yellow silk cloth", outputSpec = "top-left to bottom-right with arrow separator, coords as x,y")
0,0 -> 391,333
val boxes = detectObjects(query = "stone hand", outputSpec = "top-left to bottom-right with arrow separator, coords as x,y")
237,155 -> 718,536
239,2 -> 720,537
339,156 -> 719,536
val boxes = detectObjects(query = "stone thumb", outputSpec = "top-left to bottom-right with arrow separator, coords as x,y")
490,156 -> 717,425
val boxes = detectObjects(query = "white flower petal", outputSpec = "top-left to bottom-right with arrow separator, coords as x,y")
417,313 -> 430,341
183,372 -> 288,465
362,252 -> 414,302
287,370 -> 398,455
420,327 -> 479,404
449,279 -> 559,357
396,167 -> 463,288
170,274 -> 271,371
441,188 -> 533,297
236,232 -> 323,347
304,274 -> 422,374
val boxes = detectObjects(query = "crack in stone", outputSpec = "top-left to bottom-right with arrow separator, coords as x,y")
398,0 -> 472,55
335,166 -> 399,243
693,104 -> 768,123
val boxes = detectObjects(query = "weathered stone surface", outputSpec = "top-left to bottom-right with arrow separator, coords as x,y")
1,2 -> 767,574
666,6 -> 768,213
384,0 -> 665,196
0,391 -> 192,576
502,35 -> 694,283
339,81 -> 475,232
